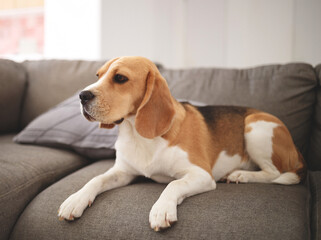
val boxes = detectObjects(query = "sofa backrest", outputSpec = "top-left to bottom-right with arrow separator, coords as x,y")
0,59 -> 27,133
160,63 -> 318,169
308,64 -> 321,170
20,60 -> 105,128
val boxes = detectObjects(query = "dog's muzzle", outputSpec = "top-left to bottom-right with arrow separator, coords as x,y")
79,90 -> 96,121
79,90 -> 124,125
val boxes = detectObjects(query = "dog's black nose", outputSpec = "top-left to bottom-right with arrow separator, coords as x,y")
79,91 -> 95,104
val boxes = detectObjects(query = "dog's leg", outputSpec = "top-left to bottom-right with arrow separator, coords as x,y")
58,163 -> 135,221
227,168 -> 280,184
149,167 -> 216,231
227,119 -> 282,184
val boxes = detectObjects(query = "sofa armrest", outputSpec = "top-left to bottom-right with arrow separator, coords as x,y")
310,171 -> 321,240
0,59 -> 27,133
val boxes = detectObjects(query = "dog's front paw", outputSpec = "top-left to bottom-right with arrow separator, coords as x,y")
58,190 -> 95,221
149,200 -> 177,231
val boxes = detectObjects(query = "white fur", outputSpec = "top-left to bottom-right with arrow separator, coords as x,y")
58,116 -> 216,231
212,151 -> 242,181
272,172 -> 300,185
212,151 -> 258,182
227,120 -> 281,183
118,117 -> 216,230
116,117 -> 206,180
245,121 -> 279,169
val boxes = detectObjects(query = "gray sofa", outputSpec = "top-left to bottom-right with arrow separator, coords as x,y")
0,59 -> 320,240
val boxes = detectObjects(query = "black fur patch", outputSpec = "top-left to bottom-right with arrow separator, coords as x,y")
196,105 -> 247,127
180,102 -> 248,131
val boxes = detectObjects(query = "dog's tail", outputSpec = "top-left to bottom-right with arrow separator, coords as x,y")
272,172 -> 300,185
272,148 -> 307,185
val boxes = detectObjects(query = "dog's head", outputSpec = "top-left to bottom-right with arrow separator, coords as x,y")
80,56 -> 175,139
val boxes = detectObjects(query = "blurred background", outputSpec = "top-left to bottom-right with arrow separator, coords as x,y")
0,0 -> 320,68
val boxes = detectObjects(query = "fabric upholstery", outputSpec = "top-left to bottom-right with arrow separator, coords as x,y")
0,59 -> 26,133
160,63 -> 317,163
310,171 -> 321,240
0,134 -> 89,240
308,64 -> 321,170
14,93 -> 117,160
11,160 -> 310,240
20,60 -> 105,128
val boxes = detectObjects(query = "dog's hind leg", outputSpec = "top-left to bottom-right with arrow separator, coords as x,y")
227,113 -> 302,185
227,118 -> 281,184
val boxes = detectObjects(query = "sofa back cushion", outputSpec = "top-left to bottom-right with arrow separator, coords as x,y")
0,59 -> 26,133
160,63 -> 317,168
20,60 -> 105,128
308,64 -> 321,170
14,92 -> 117,160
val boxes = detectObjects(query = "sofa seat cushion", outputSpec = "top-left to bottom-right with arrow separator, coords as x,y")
11,160 -> 310,240
0,134 -> 89,240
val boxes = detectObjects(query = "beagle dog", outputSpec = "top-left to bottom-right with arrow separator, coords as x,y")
58,56 -> 306,231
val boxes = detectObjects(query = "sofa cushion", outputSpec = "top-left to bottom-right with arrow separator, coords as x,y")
0,59 -> 26,133
21,60 -> 105,128
310,171 -> 321,240
14,93 -> 117,160
308,64 -> 321,170
0,134 -> 89,240
160,63 -> 317,163
11,160 -> 310,240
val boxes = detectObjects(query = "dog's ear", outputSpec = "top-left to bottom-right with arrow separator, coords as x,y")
97,57 -> 120,129
135,68 -> 175,139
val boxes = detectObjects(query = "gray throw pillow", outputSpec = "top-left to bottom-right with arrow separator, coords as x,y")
14,93 -> 118,160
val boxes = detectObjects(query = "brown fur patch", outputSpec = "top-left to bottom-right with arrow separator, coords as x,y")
96,57 -> 120,78
162,102 -> 214,176
272,125 -> 306,179
244,125 -> 252,133
245,112 -> 283,125
195,106 -> 256,166
163,104 -> 256,177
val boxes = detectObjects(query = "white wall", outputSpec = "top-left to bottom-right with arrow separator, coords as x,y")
100,0 -> 187,68
225,0 -> 294,68
44,0 -> 321,68
44,0 -> 101,60
185,0 -> 227,68
293,0 -> 321,65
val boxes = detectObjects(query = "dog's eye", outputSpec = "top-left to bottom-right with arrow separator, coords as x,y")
113,74 -> 128,84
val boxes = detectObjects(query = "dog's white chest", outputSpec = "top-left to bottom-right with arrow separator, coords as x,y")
115,119 -> 191,182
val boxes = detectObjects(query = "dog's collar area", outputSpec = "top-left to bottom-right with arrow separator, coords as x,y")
114,118 -> 124,124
